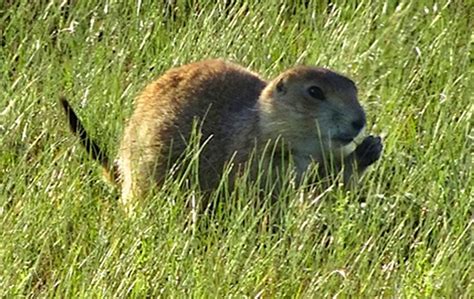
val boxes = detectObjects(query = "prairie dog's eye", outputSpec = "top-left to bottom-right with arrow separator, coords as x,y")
308,86 -> 325,100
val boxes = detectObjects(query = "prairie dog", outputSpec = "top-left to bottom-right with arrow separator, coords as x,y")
61,59 -> 382,205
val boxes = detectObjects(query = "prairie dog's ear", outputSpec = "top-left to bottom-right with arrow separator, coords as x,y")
276,77 -> 287,95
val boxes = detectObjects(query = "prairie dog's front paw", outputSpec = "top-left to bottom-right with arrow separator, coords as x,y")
355,135 -> 383,168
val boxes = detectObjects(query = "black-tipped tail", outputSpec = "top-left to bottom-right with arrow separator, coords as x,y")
60,97 -> 118,184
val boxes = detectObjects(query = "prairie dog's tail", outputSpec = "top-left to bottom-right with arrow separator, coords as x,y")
60,97 -> 119,184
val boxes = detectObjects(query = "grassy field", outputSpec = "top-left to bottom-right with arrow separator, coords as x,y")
1,0 -> 472,297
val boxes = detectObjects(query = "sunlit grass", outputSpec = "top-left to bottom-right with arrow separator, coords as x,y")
0,1 -> 472,297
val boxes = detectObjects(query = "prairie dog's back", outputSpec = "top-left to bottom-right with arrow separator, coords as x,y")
118,60 -> 267,198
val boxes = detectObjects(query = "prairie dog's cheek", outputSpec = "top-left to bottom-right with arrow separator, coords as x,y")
291,96 -> 313,114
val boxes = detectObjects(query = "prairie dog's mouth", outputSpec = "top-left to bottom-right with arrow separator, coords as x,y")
333,127 -> 366,146
353,127 -> 366,145
334,136 -> 354,145
331,127 -> 366,157
339,129 -> 365,157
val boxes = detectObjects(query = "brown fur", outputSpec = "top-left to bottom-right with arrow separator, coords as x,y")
62,59 -> 382,208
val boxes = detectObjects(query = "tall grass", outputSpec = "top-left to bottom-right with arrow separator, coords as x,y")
0,1 -> 472,297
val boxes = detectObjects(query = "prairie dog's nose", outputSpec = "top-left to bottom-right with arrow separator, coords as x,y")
351,116 -> 366,132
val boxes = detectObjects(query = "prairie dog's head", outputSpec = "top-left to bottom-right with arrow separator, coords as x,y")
259,66 -> 366,156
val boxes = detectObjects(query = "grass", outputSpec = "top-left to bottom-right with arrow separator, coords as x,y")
0,0 -> 472,297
